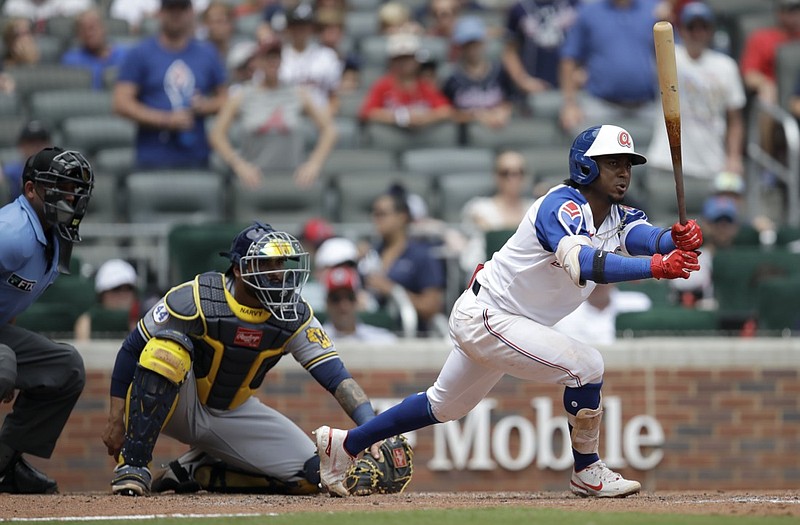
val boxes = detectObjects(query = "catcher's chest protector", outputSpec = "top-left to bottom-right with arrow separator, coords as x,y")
187,273 -> 310,410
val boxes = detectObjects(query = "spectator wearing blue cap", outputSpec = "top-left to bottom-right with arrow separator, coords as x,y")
645,1 -> 746,224
442,15 -> 515,140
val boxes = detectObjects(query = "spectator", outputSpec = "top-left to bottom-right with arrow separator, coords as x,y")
0,120 -> 52,205
2,0 -> 91,29
200,1 -> 235,60
425,0 -> 461,40
73,259 -> 141,342
559,0 -> 661,134
209,35 -> 337,189
225,40 -> 258,93
378,2 -> 424,35
113,0 -> 227,169
61,9 -> 129,90
111,0 -> 211,34
670,195 -> 740,308
312,236 -> 375,314
360,186 -> 445,334
322,266 -> 398,344
552,284 -> 652,345
359,32 -> 452,130
2,18 -> 40,68
443,16 -> 515,138
502,0 -> 578,95
460,150 -> 534,271
646,3 -> 746,184
279,3 -> 343,115
299,216 -> 335,264
710,170 -> 776,245
741,0 -> 800,107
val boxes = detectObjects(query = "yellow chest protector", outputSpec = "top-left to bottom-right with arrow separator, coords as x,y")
166,272 -> 311,410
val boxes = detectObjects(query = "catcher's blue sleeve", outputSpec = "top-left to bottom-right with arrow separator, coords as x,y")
110,328 -> 147,398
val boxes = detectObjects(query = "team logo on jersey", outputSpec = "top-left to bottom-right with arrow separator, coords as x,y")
305,327 -> 332,349
234,327 -> 263,348
7,273 -> 35,292
153,302 -> 169,324
558,201 -> 585,236
618,130 -> 632,148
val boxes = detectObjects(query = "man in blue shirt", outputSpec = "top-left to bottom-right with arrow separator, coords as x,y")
0,147 -> 94,494
559,0 -> 660,134
113,0 -> 227,169
61,8 -> 129,90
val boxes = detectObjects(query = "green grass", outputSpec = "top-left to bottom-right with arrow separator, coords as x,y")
12,508 -> 795,525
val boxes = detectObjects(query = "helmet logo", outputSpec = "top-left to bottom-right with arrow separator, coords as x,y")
260,240 -> 295,257
618,131 -> 632,148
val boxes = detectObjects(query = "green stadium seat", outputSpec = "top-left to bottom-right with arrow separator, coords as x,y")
755,276 -> 800,333
616,279 -> 672,307
87,307 -> 132,339
616,307 -> 718,337
484,229 -> 516,260
167,222 -> 247,284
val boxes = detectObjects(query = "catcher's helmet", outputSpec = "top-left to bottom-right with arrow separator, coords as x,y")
568,125 -> 647,185
23,147 -> 93,243
235,226 -> 310,322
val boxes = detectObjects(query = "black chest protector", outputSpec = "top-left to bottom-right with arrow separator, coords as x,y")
184,272 -> 311,410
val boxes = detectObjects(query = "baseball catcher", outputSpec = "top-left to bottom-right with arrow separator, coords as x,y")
101,222 -> 395,496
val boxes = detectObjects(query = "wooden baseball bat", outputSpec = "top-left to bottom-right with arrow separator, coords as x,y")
653,21 -> 686,225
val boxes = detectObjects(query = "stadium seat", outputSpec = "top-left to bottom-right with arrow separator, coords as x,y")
364,123 -> 458,151
15,268 -> 96,336
300,116 -> 361,150
230,172 -> 328,225
528,90 -> 564,121
616,307 -> 718,337
337,89 -> 368,119
167,222 -> 248,284
344,11 -> 380,41
401,147 -> 494,176
519,146 -> 569,182
756,276 -> 800,333
484,229 -> 516,260
45,16 -> 76,42
61,115 -> 136,156
322,148 -> 398,176
0,115 -> 27,148
467,118 -> 564,149
235,13 -> 262,38
360,35 -> 448,68
87,307 -> 132,339
776,41 -> 800,111
0,92 -> 21,116
126,169 -> 226,224
94,147 -> 135,179
641,173 -> 709,227
7,65 -> 93,102
30,89 -> 113,128
332,170 -> 433,222
616,279 -> 672,307
437,171 -> 496,223
35,34 -> 66,63
712,247 -> 800,326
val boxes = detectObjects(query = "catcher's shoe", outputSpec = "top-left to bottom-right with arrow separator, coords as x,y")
569,461 -> 641,498
111,464 -> 152,497
151,448 -> 215,493
0,455 -> 58,494
314,425 -> 355,497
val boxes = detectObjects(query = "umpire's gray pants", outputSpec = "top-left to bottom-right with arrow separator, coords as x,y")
0,324 -> 86,458
162,371 -> 316,482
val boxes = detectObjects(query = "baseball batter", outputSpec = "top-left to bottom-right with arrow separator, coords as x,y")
316,125 -> 704,498
101,223 -> 380,496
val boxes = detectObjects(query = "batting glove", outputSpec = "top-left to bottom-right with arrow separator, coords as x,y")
671,219 -> 703,251
651,249 -> 700,280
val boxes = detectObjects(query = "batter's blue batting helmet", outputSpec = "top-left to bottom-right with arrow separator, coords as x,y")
569,125 -> 647,185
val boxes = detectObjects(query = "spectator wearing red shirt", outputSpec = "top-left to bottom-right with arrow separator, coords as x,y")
359,32 -> 452,129
740,0 -> 800,106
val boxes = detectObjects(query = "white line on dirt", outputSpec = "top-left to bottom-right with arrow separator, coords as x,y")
2,513 -> 273,522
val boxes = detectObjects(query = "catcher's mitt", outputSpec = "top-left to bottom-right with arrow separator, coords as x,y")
343,435 -> 413,496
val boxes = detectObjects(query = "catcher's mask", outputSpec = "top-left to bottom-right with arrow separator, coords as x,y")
239,230 -> 310,321
23,147 -> 94,243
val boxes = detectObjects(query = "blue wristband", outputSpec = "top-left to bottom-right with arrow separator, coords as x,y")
351,402 -> 376,426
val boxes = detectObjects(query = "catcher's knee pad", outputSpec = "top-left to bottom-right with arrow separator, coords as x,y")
567,404 -> 603,455
121,331 -> 193,467
0,345 -> 16,400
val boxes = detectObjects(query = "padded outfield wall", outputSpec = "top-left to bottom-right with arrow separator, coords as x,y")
4,338 -> 798,493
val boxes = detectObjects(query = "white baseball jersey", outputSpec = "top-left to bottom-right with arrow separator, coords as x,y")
477,183 -> 649,326
279,43 -> 342,110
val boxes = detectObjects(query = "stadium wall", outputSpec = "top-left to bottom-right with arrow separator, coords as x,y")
4,338 -> 798,493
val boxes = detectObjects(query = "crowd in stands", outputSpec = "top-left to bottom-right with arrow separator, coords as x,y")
0,0 -> 796,338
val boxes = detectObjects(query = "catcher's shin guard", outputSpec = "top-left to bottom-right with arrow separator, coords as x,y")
121,331 -> 192,467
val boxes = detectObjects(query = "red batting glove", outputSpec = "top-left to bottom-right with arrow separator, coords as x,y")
651,250 -> 700,280
671,219 -> 703,251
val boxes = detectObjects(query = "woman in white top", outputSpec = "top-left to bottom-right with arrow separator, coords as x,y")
460,150 -> 534,271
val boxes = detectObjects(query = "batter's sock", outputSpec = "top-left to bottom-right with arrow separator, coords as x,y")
344,392 -> 439,456
564,382 -> 603,472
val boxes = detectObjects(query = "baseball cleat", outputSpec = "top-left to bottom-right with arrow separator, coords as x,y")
569,460 -> 640,498
314,425 -> 355,497
111,464 -> 152,497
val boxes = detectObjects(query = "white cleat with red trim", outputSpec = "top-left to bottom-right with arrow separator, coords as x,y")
314,425 -> 355,497
570,460 -> 641,498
